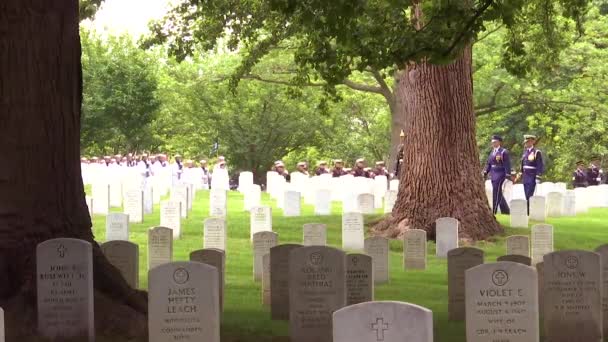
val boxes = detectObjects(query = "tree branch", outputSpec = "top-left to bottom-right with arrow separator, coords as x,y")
342,79 -> 385,94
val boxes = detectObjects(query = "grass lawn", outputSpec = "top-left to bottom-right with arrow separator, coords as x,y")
89,189 -> 608,342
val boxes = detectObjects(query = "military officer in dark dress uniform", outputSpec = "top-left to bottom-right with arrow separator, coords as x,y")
352,158 -> 371,178
519,134 -> 544,212
573,161 -> 588,188
483,135 -> 512,215
373,161 -> 388,178
587,157 -> 603,186
331,160 -> 348,177
315,161 -> 330,176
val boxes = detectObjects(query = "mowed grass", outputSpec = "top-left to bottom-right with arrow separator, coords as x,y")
89,188 -> 608,342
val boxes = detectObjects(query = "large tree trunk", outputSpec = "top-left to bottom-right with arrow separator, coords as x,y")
373,47 -> 502,241
387,74 -> 406,175
0,1 -> 147,339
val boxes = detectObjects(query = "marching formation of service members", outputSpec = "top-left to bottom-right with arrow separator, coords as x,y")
483,133 -> 605,215
270,158 -> 393,181
80,153 -> 230,189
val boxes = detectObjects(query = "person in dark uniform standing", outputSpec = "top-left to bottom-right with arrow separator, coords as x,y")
331,159 -> 348,177
587,157 -> 603,186
315,161 -> 330,176
352,158 -> 371,178
394,130 -> 405,178
519,134 -> 544,212
373,161 -> 388,178
573,161 -> 588,188
483,135 -> 511,215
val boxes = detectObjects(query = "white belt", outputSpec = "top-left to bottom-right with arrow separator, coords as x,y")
523,166 -> 537,170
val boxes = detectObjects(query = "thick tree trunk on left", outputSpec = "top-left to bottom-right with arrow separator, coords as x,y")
0,1 -> 146,339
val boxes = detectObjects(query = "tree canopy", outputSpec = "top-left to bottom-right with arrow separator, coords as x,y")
145,0 -> 590,91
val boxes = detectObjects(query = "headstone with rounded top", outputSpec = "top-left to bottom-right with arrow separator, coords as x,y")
123,189 -> 144,223
529,196 -> 546,222
364,236 -> 389,283
190,248 -> 225,311
289,246 -> 346,342
303,223 -> 327,246
283,190 -> 302,217
346,253 -> 373,305
333,301 -> 433,342
342,212 -> 365,251
531,224 -> 553,265
509,199 -> 529,228
270,244 -> 302,320
105,213 -> 129,241
148,262 -> 219,342
546,192 -> 564,217
160,201 -> 181,239
250,206 -> 272,240
253,231 -> 278,282
404,229 -> 427,270
315,189 -> 332,215
436,217 -> 459,258
148,226 -> 173,270
506,235 -> 530,257
356,193 -> 375,214
448,247 -> 484,321
101,240 -> 139,288
543,250 -> 602,342
466,262 -> 539,342
594,244 -> 608,337
204,218 -> 227,251
36,238 -> 94,342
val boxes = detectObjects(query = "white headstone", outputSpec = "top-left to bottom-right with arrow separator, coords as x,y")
238,171 -> 254,192
465,262 -> 539,342
575,187 -> 590,213
314,189 -> 332,215
389,179 -> 399,191
531,224 -> 553,265
148,262 -> 219,342
148,227 -> 173,270
384,190 -> 398,214
160,201 -> 181,239
511,184 -> 526,200
529,196 -> 546,222
373,176 -> 388,209
105,213 -> 129,241
253,231 -> 278,282
123,189 -> 144,223
204,218 -> 227,251
364,237 -> 390,284
436,217 -> 459,258
101,240 -> 139,288
244,184 -> 262,211
303,223 -> 327,246
209,188 -> 227,217
562,190 -> 576,216
356,193 -> 375,214
342,212 -> 365,251
91,182 -> 109,215
333,301 -> 433,342
85,196 -> 93,217
36,238 -> 94,341
110,179 -> 122,207
509,199 -> 529,228
250,206 -> 272,239
283,190 -> 301,217
546,192 -> 564,217
170,184 -> 189,218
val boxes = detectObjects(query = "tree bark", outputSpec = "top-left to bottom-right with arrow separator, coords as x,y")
0,1 -> 147,339
373,47 -> 502,240
387,71 -> 406,174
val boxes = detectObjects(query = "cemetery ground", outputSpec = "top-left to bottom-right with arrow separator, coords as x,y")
88,188 -> 608,342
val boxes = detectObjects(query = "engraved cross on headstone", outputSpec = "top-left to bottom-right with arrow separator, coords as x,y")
371,317 -> 389,341
57,244 -> 67,258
